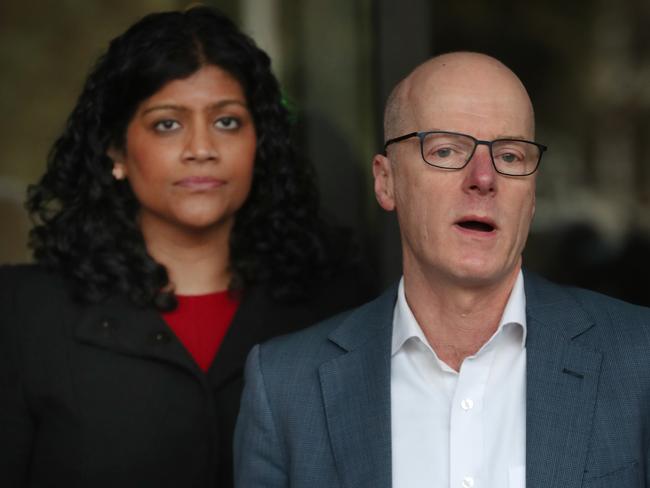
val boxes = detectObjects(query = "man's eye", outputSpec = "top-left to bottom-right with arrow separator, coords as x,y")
215,117 -> 241,130
154,120 -> 180,132
434,148 -> 453,158
498,152 -> 522,163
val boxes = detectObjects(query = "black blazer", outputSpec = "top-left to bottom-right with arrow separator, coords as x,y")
0,264 -> 374,488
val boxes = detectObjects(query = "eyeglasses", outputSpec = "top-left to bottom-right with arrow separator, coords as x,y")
384,130 -> 547,176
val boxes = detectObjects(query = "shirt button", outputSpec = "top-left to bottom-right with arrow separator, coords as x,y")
462,476 -> 475,488
460,398 -> 474,410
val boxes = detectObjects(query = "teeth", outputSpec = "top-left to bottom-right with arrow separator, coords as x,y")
458,221 -> 494,232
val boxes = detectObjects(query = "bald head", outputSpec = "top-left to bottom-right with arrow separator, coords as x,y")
384,52 -> 535,142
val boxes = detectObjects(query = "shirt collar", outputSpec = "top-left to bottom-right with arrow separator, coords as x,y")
391,270 -> 527,356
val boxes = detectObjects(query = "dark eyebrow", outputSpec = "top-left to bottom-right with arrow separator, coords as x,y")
141,99 -> 248,116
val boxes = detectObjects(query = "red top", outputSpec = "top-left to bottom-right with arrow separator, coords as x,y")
162,290 -> 240,372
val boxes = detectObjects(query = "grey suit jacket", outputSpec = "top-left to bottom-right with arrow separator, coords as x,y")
234,272 -> 650,487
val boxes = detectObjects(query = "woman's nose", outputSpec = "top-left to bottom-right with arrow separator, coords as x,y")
182,125 -> 218,162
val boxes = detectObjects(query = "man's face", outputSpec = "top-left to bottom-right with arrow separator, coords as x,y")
374,56 -> 537,289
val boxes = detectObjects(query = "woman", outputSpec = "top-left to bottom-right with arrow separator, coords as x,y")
0,6 -> 373,487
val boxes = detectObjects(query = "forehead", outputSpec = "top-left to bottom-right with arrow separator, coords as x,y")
404,59 -> 534,139
143,65 -> 246,105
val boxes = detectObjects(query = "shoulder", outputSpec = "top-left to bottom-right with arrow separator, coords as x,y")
1,263 -> 69,298
0,265 -> 78,373
566,285 -> 650,317
257,283 -> 397,374
524,270 -> 650,346
0,263 -> 45,283
0,264 -> 92,343
566,286 -> 650,345
0,263 -> 72,305
525,270 -> 650,318
256,309 -> 355,374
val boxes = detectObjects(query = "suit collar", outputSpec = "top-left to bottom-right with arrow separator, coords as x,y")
523,270 -> 603,488
319,285 -> 397,488
327,283 -> 398,352
73,294 -> 202,375
523,270 -> 596,339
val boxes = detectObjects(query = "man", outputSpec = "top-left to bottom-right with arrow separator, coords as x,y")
234,52 -> 650,487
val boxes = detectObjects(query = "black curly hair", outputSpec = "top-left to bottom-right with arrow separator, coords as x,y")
27,6 -> 342,309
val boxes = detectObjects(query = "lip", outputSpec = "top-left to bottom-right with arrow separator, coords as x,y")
174,176 -> 225,191
453,215 -> 498,236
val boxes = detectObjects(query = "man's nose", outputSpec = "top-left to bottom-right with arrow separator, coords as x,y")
182,125 -> 218,163
463,144 -> 497,195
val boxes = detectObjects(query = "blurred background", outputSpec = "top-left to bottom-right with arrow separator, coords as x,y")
2,0 -> 650,303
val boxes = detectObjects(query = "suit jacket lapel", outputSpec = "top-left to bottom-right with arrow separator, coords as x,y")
313,273 -> 604,488
524,272 -> 603,488
318,285 -> 396,488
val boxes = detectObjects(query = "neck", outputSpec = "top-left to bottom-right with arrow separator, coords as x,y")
402,261 -> 521,371
141,217 -> 233,295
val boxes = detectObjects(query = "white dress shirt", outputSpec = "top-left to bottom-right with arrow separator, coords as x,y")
391,271 -> 527,488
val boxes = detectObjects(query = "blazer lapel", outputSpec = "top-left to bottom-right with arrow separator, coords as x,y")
524,273 -> 603,488
318,286 -> 396,488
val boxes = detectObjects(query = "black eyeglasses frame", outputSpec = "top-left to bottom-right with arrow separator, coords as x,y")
383,130 -> 547,176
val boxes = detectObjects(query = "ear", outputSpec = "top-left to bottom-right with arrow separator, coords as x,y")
107,146 -> 127,180
373,153 -> 396,211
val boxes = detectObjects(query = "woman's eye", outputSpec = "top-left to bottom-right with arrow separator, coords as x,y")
215,117 -> 241,130
154,120 -> 180,132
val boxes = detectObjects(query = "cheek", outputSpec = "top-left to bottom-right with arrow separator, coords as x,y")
512,186 -> 536,240
125,138 -> 172,183
395,173 -> 443,238
121,141 -> 175,210
530,189 -> 536,219
229,144 -> 256,202
393,174 -> 417,225
127,161 -> 170,204
234,167 -> 254,205
524,184 -> 536,221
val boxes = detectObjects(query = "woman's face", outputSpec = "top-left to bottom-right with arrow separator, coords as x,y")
112,64 -> 256,239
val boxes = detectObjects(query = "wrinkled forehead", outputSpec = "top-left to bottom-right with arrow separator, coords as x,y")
401,56 -> 535,139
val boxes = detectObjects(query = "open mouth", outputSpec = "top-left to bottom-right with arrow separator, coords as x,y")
456,220 -> 495,232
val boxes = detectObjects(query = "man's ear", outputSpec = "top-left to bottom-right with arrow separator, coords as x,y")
107,147 -> 127,181
373,153 -> 396,211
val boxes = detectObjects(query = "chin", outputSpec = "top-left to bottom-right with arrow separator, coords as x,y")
174,207 -> 233,228
161,216 -> 226,236
448,258 -> 515,288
